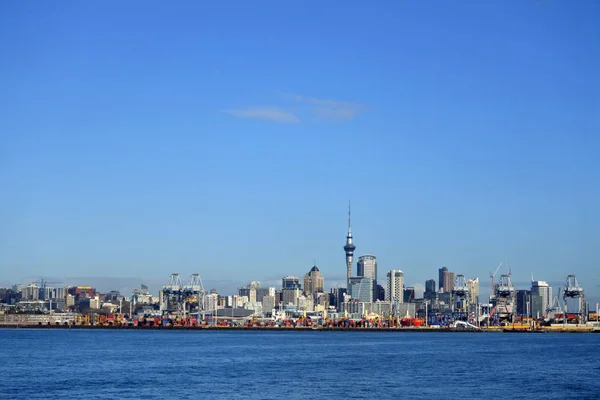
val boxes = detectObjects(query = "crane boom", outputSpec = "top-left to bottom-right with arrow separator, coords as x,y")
489,261 -> 503,297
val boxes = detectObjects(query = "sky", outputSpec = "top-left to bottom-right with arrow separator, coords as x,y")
1,1 -> 599,301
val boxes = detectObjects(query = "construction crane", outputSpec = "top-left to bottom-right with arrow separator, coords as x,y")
489,261 -> 503,298
33,278 -> 62,289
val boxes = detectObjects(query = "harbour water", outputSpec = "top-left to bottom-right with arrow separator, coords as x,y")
1,330 -> 599,399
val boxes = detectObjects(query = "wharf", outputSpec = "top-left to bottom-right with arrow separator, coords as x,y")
0,324 -> 599,333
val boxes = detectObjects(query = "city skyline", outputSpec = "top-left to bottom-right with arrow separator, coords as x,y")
1,2 -> 598,299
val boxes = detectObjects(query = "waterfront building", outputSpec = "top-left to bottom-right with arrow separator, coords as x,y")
439,267 -> 454,293
531,281 -> 552,319
516,290 -> 531,316
204,293 -> 219,311
348,277 -> 374,303
303,265 -> 324,297
344,202 -> 356,291
467,278 -> 479,305
385,270 -> 404,305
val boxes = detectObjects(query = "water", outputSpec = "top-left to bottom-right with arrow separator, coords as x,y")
1,330 -> 599,399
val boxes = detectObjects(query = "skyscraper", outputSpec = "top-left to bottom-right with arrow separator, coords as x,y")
439,266 -> 454,293
303,265 -> 324,297
386,270 -> 404,305
282,276 -> 300,289
344,202 -> 356,291
348,277 -> 374,303
467,278 -> 479,305
425,279 -> 436,294
531,280 -> 552,319
357,255 -> 377,301
357,255 -> 377,281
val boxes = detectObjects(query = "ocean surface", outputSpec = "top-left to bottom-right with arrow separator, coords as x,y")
1,330 -> 599,399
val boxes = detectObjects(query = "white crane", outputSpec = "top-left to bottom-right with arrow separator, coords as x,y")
489,261 -> 503,298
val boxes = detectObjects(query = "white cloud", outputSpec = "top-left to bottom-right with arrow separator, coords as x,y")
278,92 -> 367,120
225,107 -> 300,124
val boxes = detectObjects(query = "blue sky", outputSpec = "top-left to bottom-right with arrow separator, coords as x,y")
1,2 -> 599,299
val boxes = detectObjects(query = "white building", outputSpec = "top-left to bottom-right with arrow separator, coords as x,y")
204,293 -> 219,311
531,281 -> 552,319
385,270 -> 404,305
467,278 -> 479,305
90,296 -> 101,309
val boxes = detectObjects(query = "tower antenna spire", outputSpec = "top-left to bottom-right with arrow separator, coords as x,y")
348,200 -> 352,233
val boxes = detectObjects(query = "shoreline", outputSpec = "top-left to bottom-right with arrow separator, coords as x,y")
0,324 -> 598,333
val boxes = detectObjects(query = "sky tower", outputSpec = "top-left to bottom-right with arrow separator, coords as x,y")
344,201 -> 356,291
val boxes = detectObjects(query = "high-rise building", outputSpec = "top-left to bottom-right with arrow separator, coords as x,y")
531,281 -> 552,319
357,255 -> 377,301
424,279 -> 437,301
516,290 -> 531,316
330,287 -> 347,311
348,277 -> 374,303
282,288 -> 302,306
439,267 -> 454,293
357,255 -> 377,281
467,278 -> 479,305
344,202 -> 356,291
303,265 -> 324,297
439,267 -> 448,292
282,276 -> 301,290
386,270 -> 404,305
404,287 -> 415,303
425,279 -> 436,294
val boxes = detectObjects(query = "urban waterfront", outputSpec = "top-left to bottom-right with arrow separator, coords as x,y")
1,330 -> 599,399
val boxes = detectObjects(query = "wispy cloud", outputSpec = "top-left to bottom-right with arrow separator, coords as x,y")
224,93 -> 366,124
225,107 -> 300,124
278,92 -> 367,120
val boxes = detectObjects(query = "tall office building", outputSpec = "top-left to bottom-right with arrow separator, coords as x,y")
303,265 -> 324,297
467,278 -> 479,305
439,266 -> 454,293
386,270 -> 404,305
358,255 -> 378,301
282,276 -> 301,290
348,277 -> 374,303
531,281 -> 552,319
344,202 -> 356,291
424,279 -> 437,301
357,255 -> 377,281
404,287 -> 415,303
516,290 -> 531,316
425,279 -> 436,294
